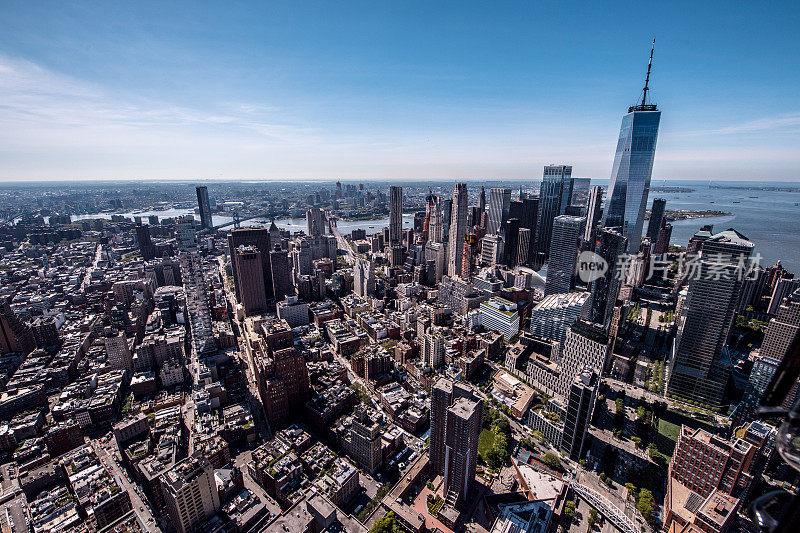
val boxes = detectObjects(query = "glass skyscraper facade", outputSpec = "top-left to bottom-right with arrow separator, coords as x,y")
535,165 -> 572,261
602,107 -> 660,253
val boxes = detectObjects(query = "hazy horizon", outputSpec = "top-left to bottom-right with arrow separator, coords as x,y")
1,177 -> 799,186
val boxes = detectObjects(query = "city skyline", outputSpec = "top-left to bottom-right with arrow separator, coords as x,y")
1,4 -> 799,531
1,2 -> 799,182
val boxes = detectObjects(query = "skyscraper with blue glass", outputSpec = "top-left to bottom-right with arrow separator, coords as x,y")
602,42 -> 660,254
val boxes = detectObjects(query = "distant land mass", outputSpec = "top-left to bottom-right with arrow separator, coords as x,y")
710,184 -> 800,193
645,209 -> 733,220
651,186 -> 695,193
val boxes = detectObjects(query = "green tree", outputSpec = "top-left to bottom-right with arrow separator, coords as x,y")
615,398 -> 625,414
636,488 -> 656,524
519,437 -> 535,450
542,453 -> 561,470
563,500 -> 576,520
493,416 -> 510,436
588,508 -> 598,529
483,407 -> 501,429
370,511 -> 403,533
487,433 -> 508,469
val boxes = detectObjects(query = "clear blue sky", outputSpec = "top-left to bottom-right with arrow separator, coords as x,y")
1,1 -> 798,181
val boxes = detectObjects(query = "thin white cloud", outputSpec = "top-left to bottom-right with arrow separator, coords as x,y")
716,114 -> 800,134
681,113 -> 800,137
0,54 -> 310,144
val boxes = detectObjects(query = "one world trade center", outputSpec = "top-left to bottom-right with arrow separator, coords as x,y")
602,40 -> 661,254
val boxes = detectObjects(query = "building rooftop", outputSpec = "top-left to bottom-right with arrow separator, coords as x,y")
697,489 -> 739,528
533,292 -> 589,310
513,461 -> 566,502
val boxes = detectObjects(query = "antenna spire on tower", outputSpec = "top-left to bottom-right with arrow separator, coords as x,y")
641,37 -> 655,107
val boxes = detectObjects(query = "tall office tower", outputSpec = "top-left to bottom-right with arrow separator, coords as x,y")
0,301 -> 35,356
195,185 -> 213,230
509,197 -> 538,233
768,277 -> 800,315
428,197 -> 444,243
103,328 -> 132,372
501,218 -> 520,267
430,378 -> 483,504
509,197 -> 538,265
259,345 -> 311,427
560,368 -> 598,460
760,288 -> 800,409
667,229 -> 754,406
228,228 -> 274,301
389,186 -> 403,245
544,215 -> 584,296
556,321 -> 610,397
535,165 -> 573,259
306,207 -> 326,237
425,241 -> 447,282
587,228 -> 627,327
517,228 -> 531,269
487,188 -> 511,235
175,215 -> 198,251
647,198 -> 667,242
234,246 -> 268,315
480,234 -> 503,267
422,332 -> 445,368
290,239 -> 313,280
442,198 -> 453,242
569,177 -> 591,209
413,211 -> 426,242
423,191 -> 437,242
478,186 -> 486,214
343,405 -> 382,473
653,220 -> 673,255
461,233 -> 477,280
732,354 -> 781,431
447,183 -> 469,277
430,379 -> 472,474
530,292 -> 590,344
602,44 -> 661,254
162,455 -> 221,533
269,246 -> 291,303
764,290 -> 800,357
353,259 -> 376,297
443,398 -> 482,503
136,224 -> 155,261
583,186 -> 604,246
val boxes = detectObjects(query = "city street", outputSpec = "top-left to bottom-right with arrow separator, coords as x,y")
92,440 -> 161,531
232,448 -> 283,519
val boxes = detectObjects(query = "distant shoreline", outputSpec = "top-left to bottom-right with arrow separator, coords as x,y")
646,209 -> 733,221
710,185 -> 800,193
